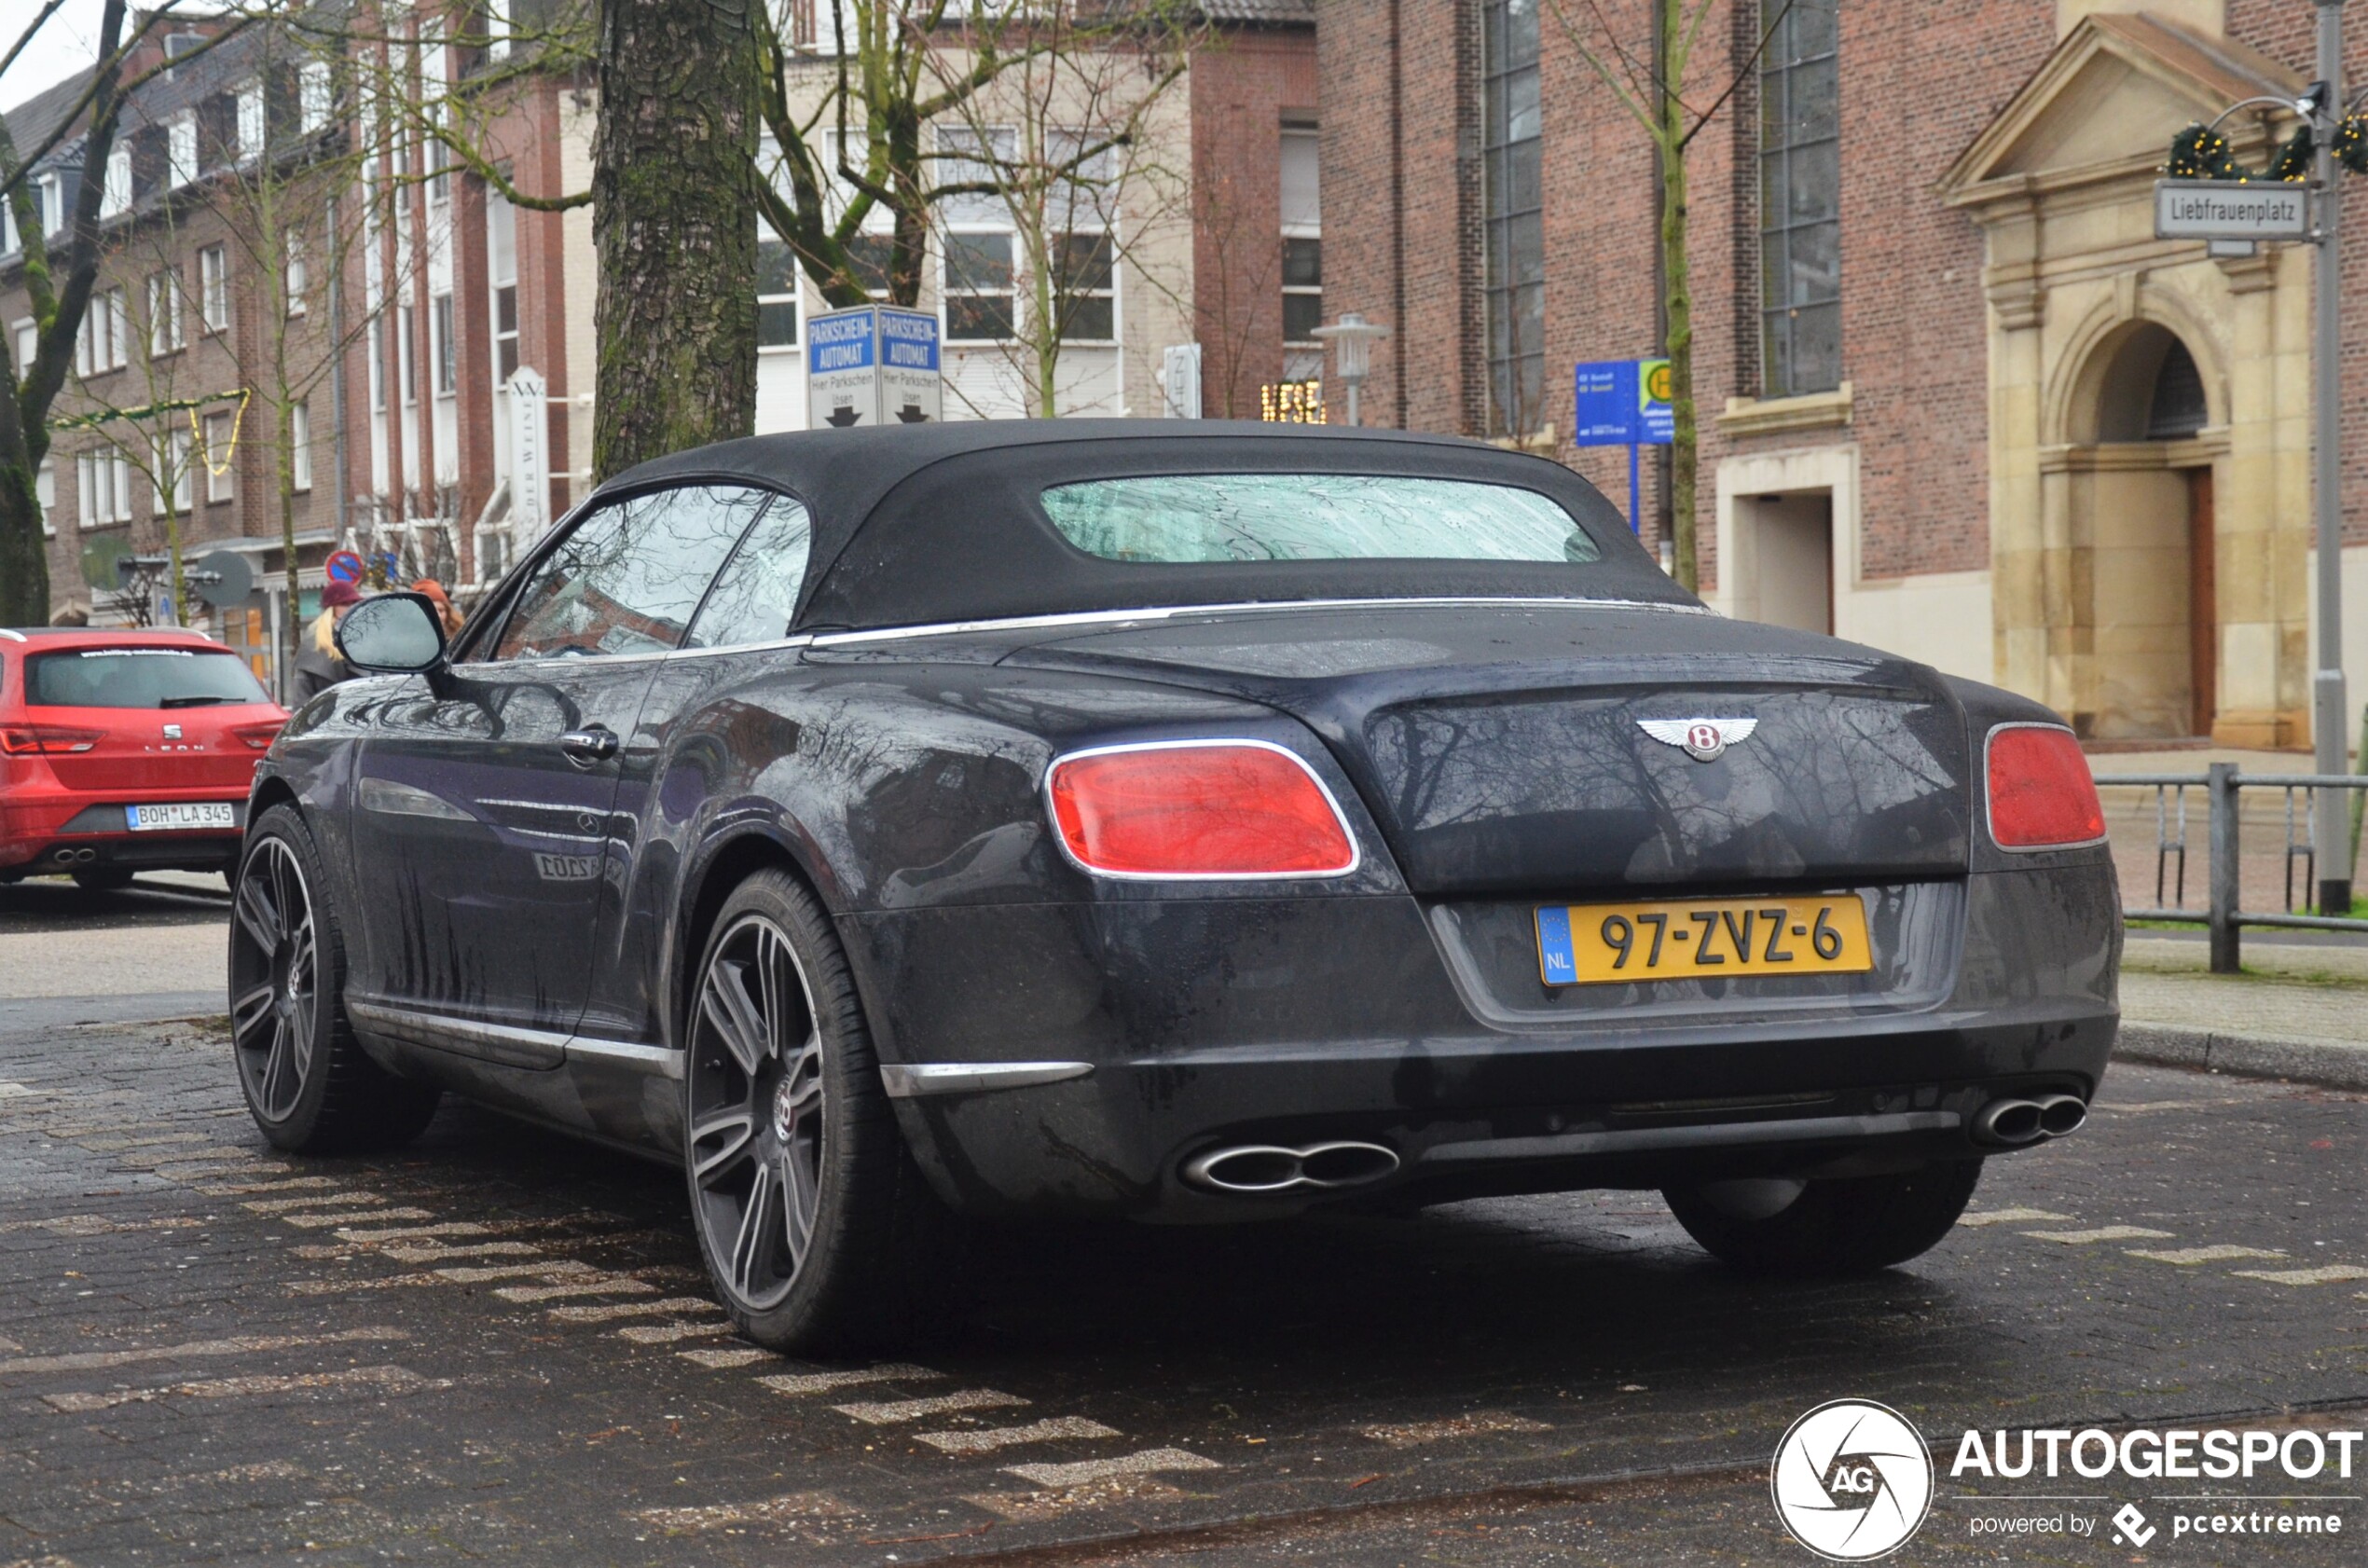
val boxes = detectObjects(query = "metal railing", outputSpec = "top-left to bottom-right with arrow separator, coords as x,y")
2098,763 -> 2368,971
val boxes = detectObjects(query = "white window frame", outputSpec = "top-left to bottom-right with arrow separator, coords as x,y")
284,225 -> 308,316
103,143 -> 131,218
291,399 -> 313,491
77,449 -> 131,527
36,172 -> 62,236
397,300 -> 417,405
202,412 -> 234,503
148,270 -> 184,357
1280,124 -> 1321,359
156,426 -> 192,516
487,0 -> 514,61
488,191 -> 519,382
2,196 -> 16,254
755,230 -> 801,353
36,458 -> 55,536
936,126 -> 1015,343
200,245 -> 229,332
168,114 -> 199,190
432,291 -> 457,393
11,317 -> 33,376
299,62 -> 333,132
236,81 -> 266,161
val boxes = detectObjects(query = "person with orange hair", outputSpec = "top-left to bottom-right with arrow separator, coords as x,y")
410,579 -> 464,640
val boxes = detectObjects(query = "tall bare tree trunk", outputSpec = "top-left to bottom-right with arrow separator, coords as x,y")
1659,0 -> 1699,593
592,0 -> 762,481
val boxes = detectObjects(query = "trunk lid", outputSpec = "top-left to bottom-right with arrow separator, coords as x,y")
1002,602 -> 1972,896
20,642 -> 282,794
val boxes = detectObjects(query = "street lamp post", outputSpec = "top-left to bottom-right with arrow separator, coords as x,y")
2315,0 -> 2353,917
1311,311 -> 1391,427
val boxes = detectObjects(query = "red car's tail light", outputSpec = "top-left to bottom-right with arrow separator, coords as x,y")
1986,723 -> 2105,849
1047,740 -> 1359,878
230,720 -> 286,750
0,724 -> 105,756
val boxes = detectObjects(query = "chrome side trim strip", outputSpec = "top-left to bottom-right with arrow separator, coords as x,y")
566,1037 -> 684,1080
878,1061 -> 1095,1098
807,596 -> 1708,649
347,999 -> 570,1071
0,627 -> 25,642
1419,1110 -> 1961,1164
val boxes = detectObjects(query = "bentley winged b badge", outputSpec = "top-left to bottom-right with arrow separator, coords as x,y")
1639,717 -> 1757,763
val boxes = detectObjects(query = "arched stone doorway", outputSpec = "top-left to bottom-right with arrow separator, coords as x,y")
2048,322 -> 2220,738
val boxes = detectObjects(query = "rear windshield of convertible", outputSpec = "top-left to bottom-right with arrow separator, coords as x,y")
1038,474 -> 1602,565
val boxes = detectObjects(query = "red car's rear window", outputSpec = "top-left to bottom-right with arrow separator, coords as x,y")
26,646 -> 270,709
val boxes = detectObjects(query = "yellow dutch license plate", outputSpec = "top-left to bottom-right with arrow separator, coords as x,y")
1535,895 -> 1874,986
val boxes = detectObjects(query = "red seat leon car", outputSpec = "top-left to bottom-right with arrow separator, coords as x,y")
0,626 -> 287,889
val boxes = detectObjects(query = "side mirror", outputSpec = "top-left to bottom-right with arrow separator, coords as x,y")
336,591 -> 448,674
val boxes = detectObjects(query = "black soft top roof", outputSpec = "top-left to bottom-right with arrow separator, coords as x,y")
602,420 -> 1693,632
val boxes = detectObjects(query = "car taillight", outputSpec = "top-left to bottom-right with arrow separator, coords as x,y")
1986,723 -> 2104,849
230,720 -> 286,750
1046,740 -> 1359,878
0,724 -> 104,755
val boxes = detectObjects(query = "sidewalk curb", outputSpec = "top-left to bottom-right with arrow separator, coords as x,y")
2116,1022 -> 2368,1093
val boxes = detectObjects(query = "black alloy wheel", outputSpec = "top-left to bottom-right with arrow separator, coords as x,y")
228,805 -> 439,1151
682,869 -> 946,1352
230,833 -> 320,1121
687,910 -> 826,1312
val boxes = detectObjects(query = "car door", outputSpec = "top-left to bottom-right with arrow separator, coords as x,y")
348,485 -> 774,1058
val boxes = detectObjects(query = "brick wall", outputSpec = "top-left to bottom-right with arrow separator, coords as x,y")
1190,26 -> 1318,419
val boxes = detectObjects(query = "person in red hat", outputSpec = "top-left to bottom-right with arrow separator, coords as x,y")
294,578 -> 364,703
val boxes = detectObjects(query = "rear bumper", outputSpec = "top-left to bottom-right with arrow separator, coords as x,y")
843,861 -> 2122,1219
0,797 -> 248,874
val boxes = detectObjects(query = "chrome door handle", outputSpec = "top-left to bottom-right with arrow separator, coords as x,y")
558,726 -> 619,764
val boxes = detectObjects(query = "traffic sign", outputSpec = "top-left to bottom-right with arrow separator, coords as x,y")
325,550 -> 365,585
1572,359 -> 1673,447
807,306 -> 942,429
2154,180 -> 2311,241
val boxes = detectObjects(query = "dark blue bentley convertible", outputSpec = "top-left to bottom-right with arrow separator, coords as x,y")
229,421 -> 2117,1352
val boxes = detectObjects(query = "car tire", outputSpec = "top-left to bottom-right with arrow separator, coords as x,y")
72,868 -> 134,892
1661,1160 -> 1983,1276
228,805 -> 441,1153
682,868 -> 946,1355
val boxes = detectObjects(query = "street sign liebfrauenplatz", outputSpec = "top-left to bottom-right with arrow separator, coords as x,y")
2154,180 -> 2311,241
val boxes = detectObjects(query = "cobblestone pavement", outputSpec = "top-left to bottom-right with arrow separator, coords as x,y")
0,1007 -> 2361,1567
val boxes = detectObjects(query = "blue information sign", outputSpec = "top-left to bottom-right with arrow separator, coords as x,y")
1571,357 -> 1674,535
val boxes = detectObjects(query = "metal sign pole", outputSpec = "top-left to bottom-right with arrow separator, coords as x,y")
2316,0 -> 2353,915
1629,443 -> 1641,535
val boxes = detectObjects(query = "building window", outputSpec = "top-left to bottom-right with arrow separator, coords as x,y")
1480,0 -> 1544,437
757,237 -> 801,350
489,191 -> 519,380
200,245 -> 229,332
237,81 -> 265,158
103,143 -> 131,217
36,458 -> 55,536
298,62 -> 333,133
1281,123 -> 1321,381
202,412 -> 234,503
284,225 -> 308,316
157,426 -> 192,516
12,317 -> 33,373
943,233 -> 1013,341
432,292 -> 457,393
77,449 -> 131,526
36,172 -> 62,235
397,301 -> 417,403
78,288 -> 128,374
168,114 -> 199,189
1056,234 -> 1115,342
368,320 -> 386,410
148,270 -> 185,357
2,197 -> 16,254
292,400 -> 313,491
1759,0 -> 1838,397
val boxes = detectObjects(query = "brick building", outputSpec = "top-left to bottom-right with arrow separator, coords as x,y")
6,3 -> 1316,691
1315,0 -> 2368,746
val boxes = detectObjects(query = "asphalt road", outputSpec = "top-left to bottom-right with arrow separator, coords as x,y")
0,983 -> 2361,1566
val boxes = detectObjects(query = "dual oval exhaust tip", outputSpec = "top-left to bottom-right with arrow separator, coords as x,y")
1183,1139 -> 1400,1195
1974,1092 -> 2088,1148
50,846 -> 100,864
